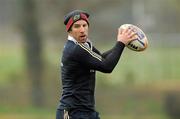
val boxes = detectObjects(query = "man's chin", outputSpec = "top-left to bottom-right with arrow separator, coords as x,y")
79,37 -> 87,43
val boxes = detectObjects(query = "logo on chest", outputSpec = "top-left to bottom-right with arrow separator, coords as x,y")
90,69 -> 95,73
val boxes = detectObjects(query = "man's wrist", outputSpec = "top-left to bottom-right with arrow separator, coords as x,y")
117,41 -> 126,46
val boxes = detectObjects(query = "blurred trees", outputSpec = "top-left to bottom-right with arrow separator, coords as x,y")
21,0 -> 44,107
165,92 -> 180,119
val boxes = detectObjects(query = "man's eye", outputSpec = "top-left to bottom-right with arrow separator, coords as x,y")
74,25 -> 80,28
83,24 -> 87,27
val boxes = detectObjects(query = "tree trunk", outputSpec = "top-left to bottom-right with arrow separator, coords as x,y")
21,0 -> 44,107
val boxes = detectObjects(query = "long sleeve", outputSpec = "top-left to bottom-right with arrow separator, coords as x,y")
93,46 -> 114,58
73,41 -> 125,73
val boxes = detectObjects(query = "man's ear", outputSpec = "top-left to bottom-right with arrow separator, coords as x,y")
68,30 -> 72,34
68,30 -> 72,36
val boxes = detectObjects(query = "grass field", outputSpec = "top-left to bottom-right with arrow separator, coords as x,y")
0,114 -> 168,119
0,107 -> 168,119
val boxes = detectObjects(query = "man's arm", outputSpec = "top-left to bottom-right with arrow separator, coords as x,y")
93,26 -> 138,58
93,46 -> 113,58
73,41 -> 125,73
73,27 -> 137,73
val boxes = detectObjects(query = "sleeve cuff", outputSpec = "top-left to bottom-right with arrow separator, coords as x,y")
116,41 -> 125,47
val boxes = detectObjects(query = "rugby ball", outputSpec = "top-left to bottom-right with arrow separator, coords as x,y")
120,24 -> 148,52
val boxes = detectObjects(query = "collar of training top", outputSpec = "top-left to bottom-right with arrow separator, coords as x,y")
64,10 -> 89,31
68,35 -> 92,50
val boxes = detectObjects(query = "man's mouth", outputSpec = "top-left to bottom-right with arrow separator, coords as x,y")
80,35 -> 86,39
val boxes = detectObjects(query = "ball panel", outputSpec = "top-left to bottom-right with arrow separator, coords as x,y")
128,40 -> 145,51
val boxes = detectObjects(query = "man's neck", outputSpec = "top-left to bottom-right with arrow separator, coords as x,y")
67,35 -> 92,49
68,35 -> 78,44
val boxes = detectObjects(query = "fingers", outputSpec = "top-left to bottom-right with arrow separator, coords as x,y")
129,31 -> 137,39
124,27 -> 137,39
117,26 -> 138,44
118,28 -> 123,34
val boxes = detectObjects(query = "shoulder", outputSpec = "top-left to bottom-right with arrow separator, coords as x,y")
63,40 -> 88,58
75,43 -> 102,61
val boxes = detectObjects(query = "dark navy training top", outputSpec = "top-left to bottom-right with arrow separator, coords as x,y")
58,38 -> 125,112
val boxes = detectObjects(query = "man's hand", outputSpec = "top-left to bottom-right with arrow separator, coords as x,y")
117,27 -> 137,45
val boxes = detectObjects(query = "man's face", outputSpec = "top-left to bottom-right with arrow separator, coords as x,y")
69,20 -> 89,43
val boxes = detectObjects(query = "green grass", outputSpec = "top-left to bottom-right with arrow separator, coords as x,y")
0,42 -> 25,85
0,106 -> 53,119
0,104 -> 167,119
0,112 -> 168,119
0,106 -> 168,119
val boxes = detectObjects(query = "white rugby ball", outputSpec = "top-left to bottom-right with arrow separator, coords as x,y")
120,24 -> 148,52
